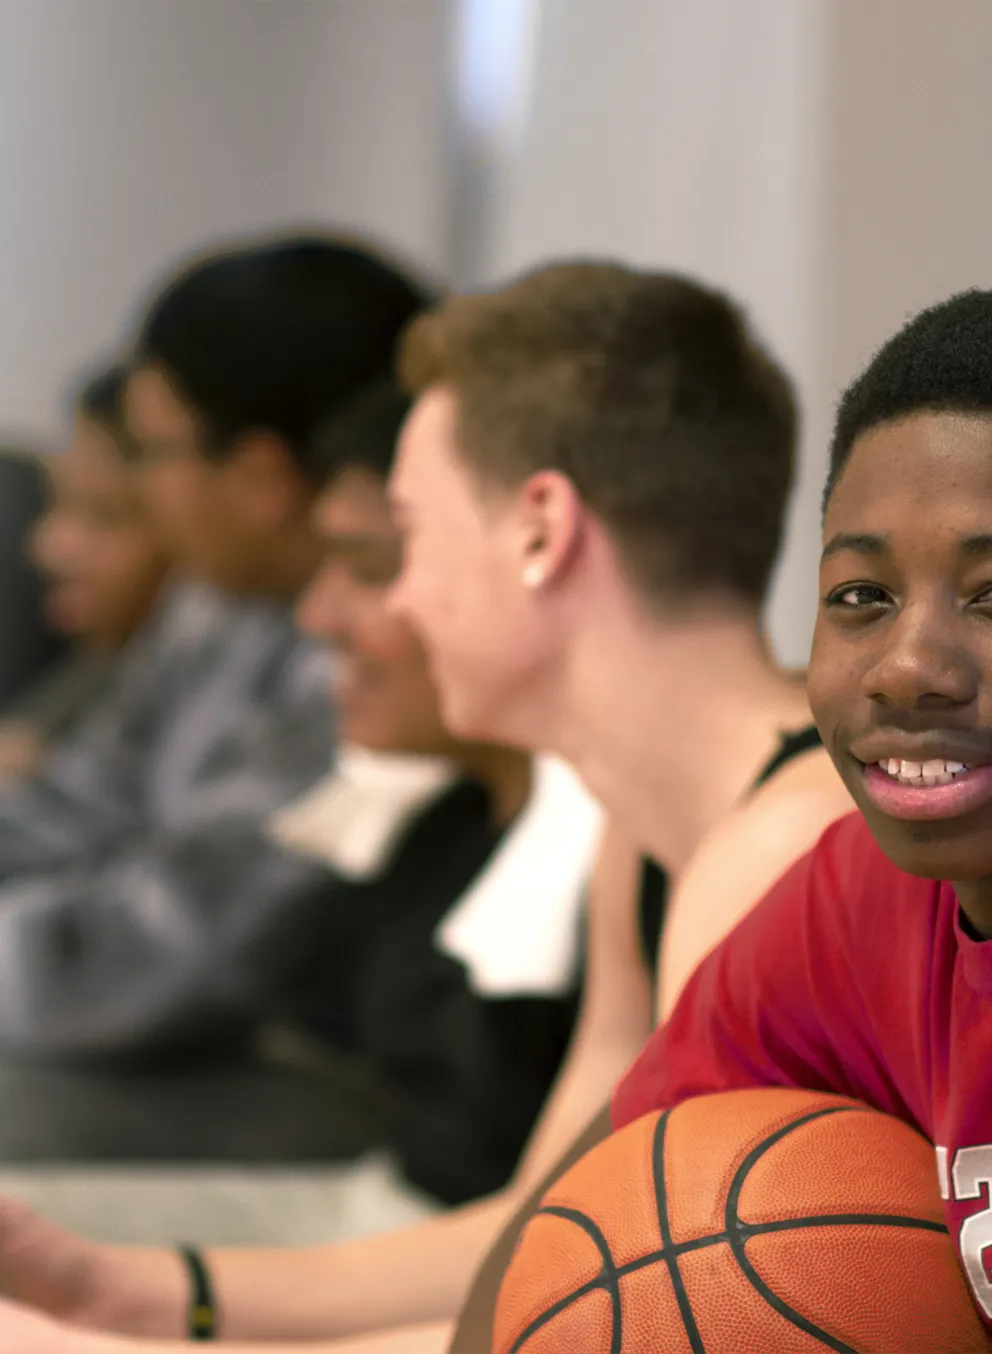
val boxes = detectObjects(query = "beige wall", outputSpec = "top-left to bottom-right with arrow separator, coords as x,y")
820,0 -> 992,402
279,0 -> 450,283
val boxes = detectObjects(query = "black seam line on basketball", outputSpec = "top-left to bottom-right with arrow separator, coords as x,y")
502,1106 -> 950,1349
731,1244 -> 861,1353
505,1206 -> 622,1354
499,1209 -> 953,1351
722,1104 -> 867,1353
722,1105 -> 854,1242
504,1269 -> 604,1353
505,1204 -> 952,1343
653,1109 -> 707,1354
609,1211 -> 950,1281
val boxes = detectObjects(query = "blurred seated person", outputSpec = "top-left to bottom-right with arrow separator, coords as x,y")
0,365 -> 170,780
0,381 -> 594,1209
265,381 -> 598,1203
0,233 -> 429,1059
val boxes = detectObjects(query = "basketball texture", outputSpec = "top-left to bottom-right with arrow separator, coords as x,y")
494,1088 -> 989,1353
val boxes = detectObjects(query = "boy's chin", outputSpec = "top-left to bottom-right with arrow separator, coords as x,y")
865,809 -> 992,882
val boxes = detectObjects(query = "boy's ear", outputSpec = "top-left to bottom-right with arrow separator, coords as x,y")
515,470 -> 584,590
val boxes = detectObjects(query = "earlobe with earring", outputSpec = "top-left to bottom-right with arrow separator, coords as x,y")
522,562 -> 545,589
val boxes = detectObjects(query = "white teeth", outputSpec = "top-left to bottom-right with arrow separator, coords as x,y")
879,757 -> 971,785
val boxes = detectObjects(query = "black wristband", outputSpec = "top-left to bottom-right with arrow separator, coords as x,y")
177,1245 -> 217,1341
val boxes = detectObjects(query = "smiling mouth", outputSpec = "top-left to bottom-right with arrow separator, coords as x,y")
857,755 -> 992,823
873,757 -> 971,787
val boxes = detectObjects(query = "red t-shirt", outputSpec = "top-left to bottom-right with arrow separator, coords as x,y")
612,811 -> 992,1331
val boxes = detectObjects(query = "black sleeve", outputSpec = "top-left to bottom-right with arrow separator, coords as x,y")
637,857 -> 669,980
359,933 -> 578,1204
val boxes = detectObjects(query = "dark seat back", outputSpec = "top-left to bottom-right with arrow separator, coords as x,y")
0,451 -> 66,709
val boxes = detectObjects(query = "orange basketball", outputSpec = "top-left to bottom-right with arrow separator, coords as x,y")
494,1088 -> 989,1353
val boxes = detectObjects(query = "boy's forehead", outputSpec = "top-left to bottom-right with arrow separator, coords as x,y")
392,390 -> 469,507
826,412 -> 992,534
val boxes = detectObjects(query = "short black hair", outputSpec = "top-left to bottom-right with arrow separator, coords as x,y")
308,380 -> 412,488
826,289 -> 992,513
73,363 -> 130,434
133,235 -> 433,484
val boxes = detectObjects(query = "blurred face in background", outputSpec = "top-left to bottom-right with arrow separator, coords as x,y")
125,366 -> 313,596
31,412 -> 170,648
296,465 -> 464,755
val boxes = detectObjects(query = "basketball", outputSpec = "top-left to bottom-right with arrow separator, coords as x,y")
493,1088 -> 989,1352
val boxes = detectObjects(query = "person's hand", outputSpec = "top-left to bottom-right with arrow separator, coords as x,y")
0,1290 -> 89,1352
0,1196 -> 108,1326
0,1196 -> 185,1337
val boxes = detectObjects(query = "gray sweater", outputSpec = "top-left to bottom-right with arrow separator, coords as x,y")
0,582 -> 335,1060
6,648 -> 117,740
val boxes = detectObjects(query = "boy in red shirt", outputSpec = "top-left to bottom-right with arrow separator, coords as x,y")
614,288 -> 992,1331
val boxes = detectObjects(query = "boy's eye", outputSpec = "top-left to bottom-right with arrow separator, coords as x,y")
825,583 -> 890,609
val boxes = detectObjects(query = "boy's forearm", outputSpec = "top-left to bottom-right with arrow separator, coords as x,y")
86,1318 -> 454,1354
201,1194 -> 512,1343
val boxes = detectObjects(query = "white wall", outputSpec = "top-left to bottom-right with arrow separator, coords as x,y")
0,0 -> 449,439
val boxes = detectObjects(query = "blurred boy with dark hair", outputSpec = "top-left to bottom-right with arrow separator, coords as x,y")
0,234 -> 431,1056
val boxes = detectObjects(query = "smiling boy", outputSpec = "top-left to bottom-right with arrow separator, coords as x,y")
613,288 -> 992,1331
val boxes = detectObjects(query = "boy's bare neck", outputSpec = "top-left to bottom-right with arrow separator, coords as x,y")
550,614 -> 813,872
